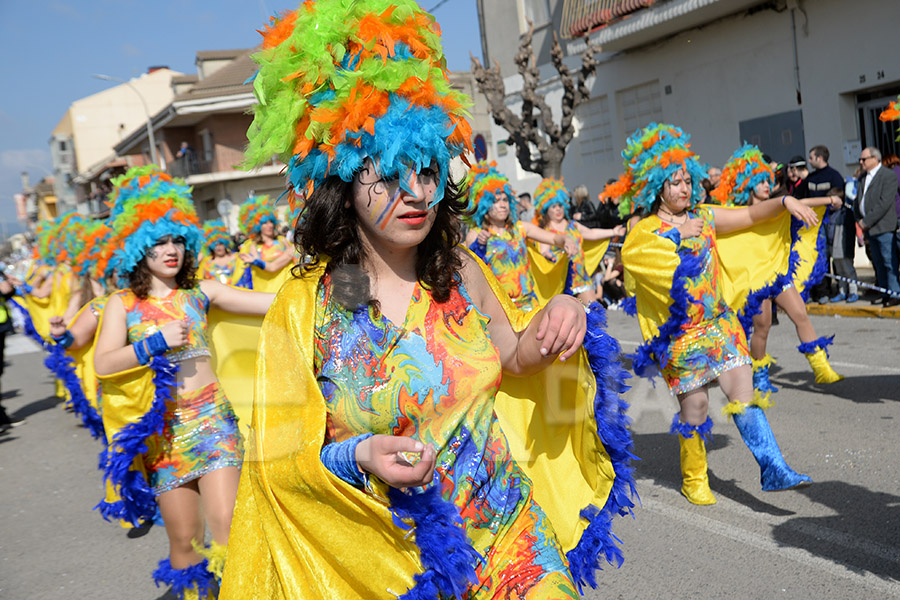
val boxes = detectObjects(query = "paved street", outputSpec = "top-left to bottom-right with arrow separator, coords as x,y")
1,311 -> 898,599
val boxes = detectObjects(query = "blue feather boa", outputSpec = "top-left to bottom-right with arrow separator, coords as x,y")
799,210 -> 830,302
629,248 -> 705,378
621,296 -> 637,317
566,303 -> 638,592
8,297 -> 48,350
736,218 -> 802,339
95,357 -> 178,527
388,486 -> 480,600
45,343 -> 105,439
797,334 -> 834,356
236,265 -> 254,289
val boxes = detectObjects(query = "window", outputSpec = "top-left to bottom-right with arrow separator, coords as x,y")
200,129 -> 214,163
575,94 -> 613,163
519,0 -> 551,32
59,140 -> 67,152
617,81 -> 663,140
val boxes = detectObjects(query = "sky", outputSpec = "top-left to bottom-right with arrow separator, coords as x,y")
0,0 -> 484,228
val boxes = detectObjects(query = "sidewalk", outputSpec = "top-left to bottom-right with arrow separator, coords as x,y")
805,266 -> 900,319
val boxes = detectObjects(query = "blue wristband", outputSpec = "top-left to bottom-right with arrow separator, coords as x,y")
781,195 -> 787,207
133,340 -> 151,365
320,433 -> 374,488
51,330 -> 74,349
468,239 -> 488,262
23,283 -> 33,294
251,258 -> 266,270
145,330 -> 170,356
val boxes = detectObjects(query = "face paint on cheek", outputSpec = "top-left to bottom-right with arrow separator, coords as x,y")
146,248 -> 159,260
373,186 -> 403,230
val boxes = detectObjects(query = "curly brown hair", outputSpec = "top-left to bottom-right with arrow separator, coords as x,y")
293,172 -> 467,307
127,250 -> 198,299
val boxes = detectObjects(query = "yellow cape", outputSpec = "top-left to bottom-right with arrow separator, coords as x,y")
791,205 -> 828,296
527,239 -> 610,304
221,255 -> 620,599
238,239 -> 294,293
67,300 -> 103,414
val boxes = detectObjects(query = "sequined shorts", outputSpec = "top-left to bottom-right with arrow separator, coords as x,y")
146,381 -> 244,495
662,310 -> 751,395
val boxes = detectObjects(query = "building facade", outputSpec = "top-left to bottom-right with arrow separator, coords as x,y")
477,0 -> 900,203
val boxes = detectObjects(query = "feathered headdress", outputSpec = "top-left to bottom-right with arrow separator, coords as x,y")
606,123 -> 706,217
53,212 -> 90,267
238,195 -> 278,236
73,220 -> 113,281
533,178 -> 571,219
880,95 -> 900,139
464,161 -> 517,226
105,165 -> 203,278
710,143 -> 773,206
203,220 -> 232,253
33,219 -> 56,265
245,0 -> 473,210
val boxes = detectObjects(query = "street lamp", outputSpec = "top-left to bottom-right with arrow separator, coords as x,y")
92,73 -> 159,165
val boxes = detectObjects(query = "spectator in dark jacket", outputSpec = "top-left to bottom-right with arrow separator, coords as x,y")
805,145 -> 846,303
855,147 -> 900,306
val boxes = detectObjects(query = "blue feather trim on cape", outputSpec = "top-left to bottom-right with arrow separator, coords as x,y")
621,296 -> 637,317
8,297 -> 48,350
45,343 -> 105,439
237,265 -> 254,289
388,486 -> 480,600
566,303 -> 638,592
95,357 -> 178,527
799,210 -> 830,302
629,248 -> 705,378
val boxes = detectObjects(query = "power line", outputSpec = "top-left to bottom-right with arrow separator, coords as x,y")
426,0 -> 451,12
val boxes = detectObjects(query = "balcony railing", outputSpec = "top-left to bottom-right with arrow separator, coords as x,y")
561,0 -> 656,39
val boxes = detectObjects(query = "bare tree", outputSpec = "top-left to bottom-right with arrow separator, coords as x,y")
472,23 -> 598,179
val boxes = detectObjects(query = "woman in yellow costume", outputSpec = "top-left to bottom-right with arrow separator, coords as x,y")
221,2 -> 637,598
236,196 -> 293,291
46,218 -> 113,440
463,161 -> 578,312
533,179 -> 625,305
198,220 -> 243,286
92,166 -> 274,600
615,124 -> 815,505
711,144 -> 843,392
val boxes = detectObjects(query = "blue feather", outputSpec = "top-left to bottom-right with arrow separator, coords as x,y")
799,210 -> 830,302
797,334 -> 835,356
237,265 -> 254,289
388,486 -> 480,600
95,357 -> 178,527
45,343 -> 105,439
621,296 -> 637,317
566,303 -> 638,592
152,557 -> 214,598
669,414 -> 713,442
629,248 -> 704,378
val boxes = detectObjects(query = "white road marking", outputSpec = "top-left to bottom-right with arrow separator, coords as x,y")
637,479 -> 900,597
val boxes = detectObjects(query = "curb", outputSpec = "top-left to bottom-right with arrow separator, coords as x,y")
806,302 -> 900,319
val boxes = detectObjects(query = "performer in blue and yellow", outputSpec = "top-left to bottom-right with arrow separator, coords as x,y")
712,144 -> 843,391
615,124 -> 815,505
92,166 -> 274,599
236,196 -> 293,291
463,161 -> 579,311
198,220 -> 243,286
533,178 -> 625,305
220,2 -> 637,598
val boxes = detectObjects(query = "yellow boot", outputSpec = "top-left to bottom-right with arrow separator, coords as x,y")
672,415 -> 716,505
804,348 -> 843,383
798,336 -> 843,384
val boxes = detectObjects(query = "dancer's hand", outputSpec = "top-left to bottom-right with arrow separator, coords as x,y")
535,294 -> 586,362
784,196 -> 818,228
356,435 -> 436,488
563,236 -> 578,256
677,218 -> 703,239
612,224 -> 626,237
476,229 -> 492,245
49,316 -> 66,337
159,320 -> 189,349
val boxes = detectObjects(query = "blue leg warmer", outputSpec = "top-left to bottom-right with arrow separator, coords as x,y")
732,406 -> 811,491
152,557 -> 215,600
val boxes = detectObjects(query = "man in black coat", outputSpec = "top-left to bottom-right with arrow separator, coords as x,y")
855,147 -> 900,306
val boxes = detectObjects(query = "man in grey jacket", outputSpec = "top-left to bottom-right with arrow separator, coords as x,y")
855,147 -> 900,306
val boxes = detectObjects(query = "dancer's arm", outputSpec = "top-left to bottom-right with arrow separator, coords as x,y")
711,196 -> 818,234
49,310 -> 98,351
94,294 -> 188,375
460,251 -> 586,374
200,279 -> 275,315
574,222 -> 626,241
521,222 -> 578,255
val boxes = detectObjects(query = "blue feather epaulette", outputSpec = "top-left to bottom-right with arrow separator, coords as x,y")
95,357 -> 178,527
566,303 -> 638,592
388,486 -> 480,600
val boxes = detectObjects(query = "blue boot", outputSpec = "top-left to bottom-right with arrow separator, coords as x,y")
728,401 -> 811,492
751,354 -> 779,393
